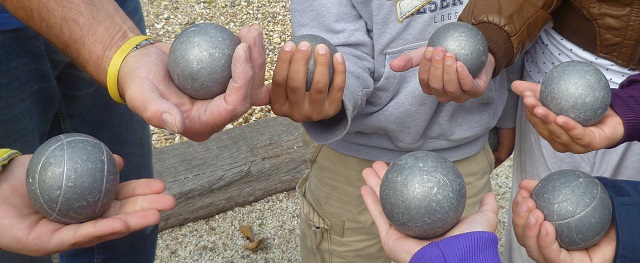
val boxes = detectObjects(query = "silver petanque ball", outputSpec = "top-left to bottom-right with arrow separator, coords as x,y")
540,60 -> 611,126
26,133 -> 120,224
292,34 -> 338,91
380,151 -> 467,239
168,22 -> 240,99
532,169 -> 612,250
428,21 -> 488,77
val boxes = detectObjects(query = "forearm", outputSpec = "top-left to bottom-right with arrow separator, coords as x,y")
458,0 -> 560,76
0,0 -> 141,85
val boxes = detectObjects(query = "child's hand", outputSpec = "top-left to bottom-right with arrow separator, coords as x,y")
511,80 -> 624,153
270,41 -> 346,122
390,46 -> 495,103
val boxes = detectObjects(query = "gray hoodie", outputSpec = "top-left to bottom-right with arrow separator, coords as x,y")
293,0 -> 518,162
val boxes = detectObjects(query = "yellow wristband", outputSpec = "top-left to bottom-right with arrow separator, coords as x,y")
0,148 -> 21,172
107,35 -> 151,104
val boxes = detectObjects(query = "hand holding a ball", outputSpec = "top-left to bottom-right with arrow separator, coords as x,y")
118,24 -> 269,142
0,154 -> 176,256
512,179 -> 616,263
270,36 -> 347,122
512,80 -> 624,153
390,22 -> 496,103
360,161 -> 499,263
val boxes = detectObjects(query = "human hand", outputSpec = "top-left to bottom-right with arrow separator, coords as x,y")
118,24 -> 269,142
512,179 -> 616,263
493,127 -> 515,167
0,154 -> 176,256
511,80 -> 624,153
361,161 -> 499,263
269,40 -> 346,122
390,46 -> 496,103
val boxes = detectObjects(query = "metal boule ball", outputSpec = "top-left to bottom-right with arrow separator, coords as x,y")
26,133 -> 120,224
291,34 -> 338,91
380,151 -> 467,239
540,60 -> 611,126
168,22 -> 240,99
532,169 -> 612,250
428,21 -> 488,77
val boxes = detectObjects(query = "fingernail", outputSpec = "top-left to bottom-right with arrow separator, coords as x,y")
445,54 -> 454,65
316,44 -> 327,55
518,199 -> 529,214
335,52 -> 344,63
527,213 -> 537,225
298,41 -> 310,51
283,41 -> 294,51
434,50 -> 444,59
540,224 -> 548,237
162,113 -> 178,134
425,48 -> 433,59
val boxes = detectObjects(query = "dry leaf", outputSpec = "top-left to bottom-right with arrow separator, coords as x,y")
242,238 -> 266,252
239,224 -> 254,241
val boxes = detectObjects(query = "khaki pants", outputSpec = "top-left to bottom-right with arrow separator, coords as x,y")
297,133 -> 494,263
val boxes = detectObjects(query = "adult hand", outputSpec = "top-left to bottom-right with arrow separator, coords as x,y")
270,40 -> 347,122
511,80 -> 624,153
0,154 -> 176,256
390,46 -> 496,103
512,179 -> 616,263
361,161 -> 499,263
494,127 -> 515,167
118,24 -> 270,142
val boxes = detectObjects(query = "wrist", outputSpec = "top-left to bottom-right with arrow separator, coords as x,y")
0,149 -> 21,172
107,35 -> 155,104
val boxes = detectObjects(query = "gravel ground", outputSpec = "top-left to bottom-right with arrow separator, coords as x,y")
140,1 -> 514,262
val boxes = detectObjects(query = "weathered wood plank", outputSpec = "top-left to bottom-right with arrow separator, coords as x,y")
154,117 -> 307,231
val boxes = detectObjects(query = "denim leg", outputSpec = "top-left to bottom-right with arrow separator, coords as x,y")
1,1 -> 158,262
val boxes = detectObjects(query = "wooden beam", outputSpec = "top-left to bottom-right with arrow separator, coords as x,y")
153,117 -> 307,231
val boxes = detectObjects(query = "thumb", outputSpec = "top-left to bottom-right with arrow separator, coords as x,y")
128,95 -> 185,135
511,80 -> 541,98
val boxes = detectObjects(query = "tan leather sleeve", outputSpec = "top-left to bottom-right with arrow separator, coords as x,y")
459,0 -> 561,76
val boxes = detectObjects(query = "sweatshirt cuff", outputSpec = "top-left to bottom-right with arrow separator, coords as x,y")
609,88 -> 640,147
409,231 -> 500,263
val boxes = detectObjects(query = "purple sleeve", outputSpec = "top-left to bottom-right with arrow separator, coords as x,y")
408,231 -> 501,263
609,73 -> 640,147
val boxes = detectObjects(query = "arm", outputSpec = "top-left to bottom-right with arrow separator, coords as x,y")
0,0 -> 139,85
0,1 -> 269,142
283,0 -> 374,143
458,0 -> 561,76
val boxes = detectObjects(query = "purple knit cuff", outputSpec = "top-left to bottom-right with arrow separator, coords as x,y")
408,231 -> 500,263
609,79 -> 640,147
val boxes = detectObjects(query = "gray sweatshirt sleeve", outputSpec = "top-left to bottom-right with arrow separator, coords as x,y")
291,1 -> 374,143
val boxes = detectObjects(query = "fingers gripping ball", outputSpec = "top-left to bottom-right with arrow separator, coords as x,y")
291,34 -> 338,91
428,21 -> 488,78
540,60 -> 611,126
168,22 -> 240,99
380,151 -> 467,239
26,133 -> 120,224
532,169 -> 612,250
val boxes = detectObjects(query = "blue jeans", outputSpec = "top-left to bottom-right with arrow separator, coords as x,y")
0,1 -> 158,262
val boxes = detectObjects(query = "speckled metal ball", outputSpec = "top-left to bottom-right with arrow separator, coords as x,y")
380,151 -> 467,239
540,60 -> 611,126
532,169 -> 612,250
428,21 -> 488,77
26,133 -> 120,224
292,34 -> 338,91
168,22 -> 240,99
